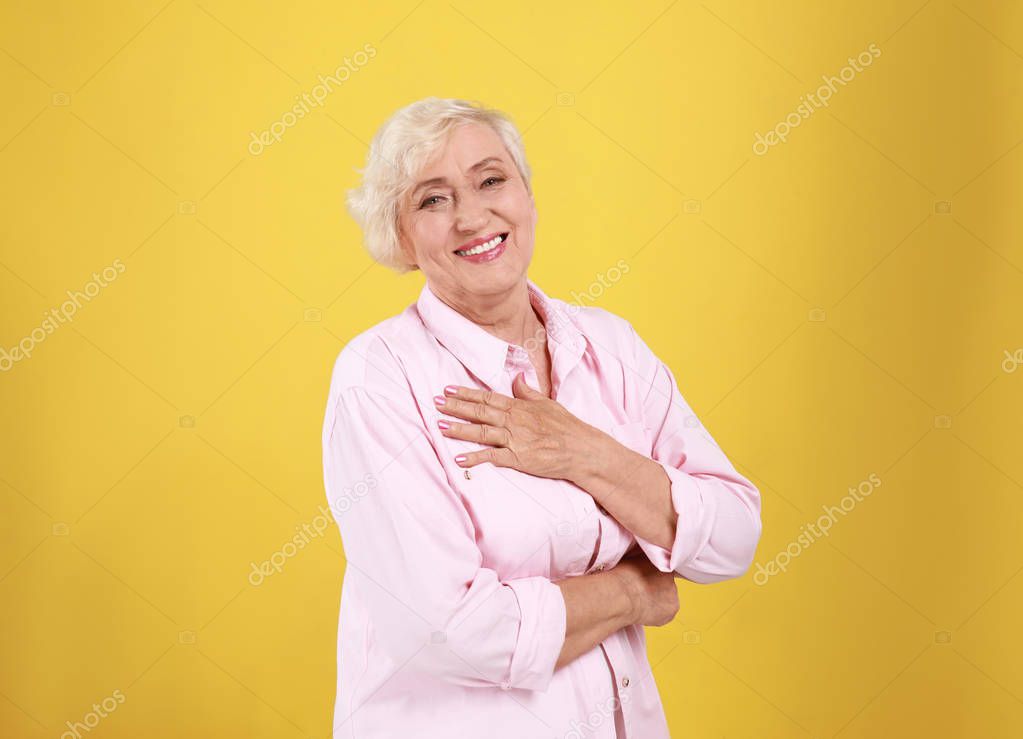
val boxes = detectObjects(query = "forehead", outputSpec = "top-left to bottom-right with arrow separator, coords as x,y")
413,123 -> 509,181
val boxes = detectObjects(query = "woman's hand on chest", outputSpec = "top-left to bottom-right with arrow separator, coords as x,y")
433,372 -> 610,482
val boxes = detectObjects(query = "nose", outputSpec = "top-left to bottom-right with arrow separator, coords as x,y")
454,186 -> 489,232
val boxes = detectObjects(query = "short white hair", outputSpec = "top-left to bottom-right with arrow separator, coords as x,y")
345,97 -> 533,273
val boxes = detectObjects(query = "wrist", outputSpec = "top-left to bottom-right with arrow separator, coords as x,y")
568,423 -> 617,489
608,566 -> 640,626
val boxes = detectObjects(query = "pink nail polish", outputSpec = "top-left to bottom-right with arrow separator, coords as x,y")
433,395 -> 446,406
454,455 -> 467,464
444,385 -> 458,396
438,419 -> 450,429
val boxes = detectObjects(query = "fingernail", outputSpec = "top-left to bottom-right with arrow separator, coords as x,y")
438,419 -> 450,429
433,395 -> 446,406
454,455 -> 467,464
444,385 -> 458,396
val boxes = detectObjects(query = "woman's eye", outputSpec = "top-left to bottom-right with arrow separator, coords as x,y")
419,178 -> 503,208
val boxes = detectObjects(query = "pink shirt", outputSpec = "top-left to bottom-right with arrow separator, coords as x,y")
321,278 -> 762,738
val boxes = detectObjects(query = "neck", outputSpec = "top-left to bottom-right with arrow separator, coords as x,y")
433,279 -> 546,349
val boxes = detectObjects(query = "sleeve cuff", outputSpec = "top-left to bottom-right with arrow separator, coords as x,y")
502,576 -> 567,692
632,461 -> 716,575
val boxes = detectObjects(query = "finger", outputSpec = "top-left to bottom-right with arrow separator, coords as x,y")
443,384 -> 515,411
455,445 -> 516,469
438,419 -> 510,447
434,395 -> 509,426
511,371 -> 544,400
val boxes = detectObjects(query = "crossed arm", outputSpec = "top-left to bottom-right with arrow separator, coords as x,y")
325,328 -> 761,689
434,346 -> 762,584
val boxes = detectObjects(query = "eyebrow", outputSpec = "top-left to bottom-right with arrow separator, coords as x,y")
410,157 -> 507,198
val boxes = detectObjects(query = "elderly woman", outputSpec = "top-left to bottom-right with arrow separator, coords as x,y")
322,97 -> 762,739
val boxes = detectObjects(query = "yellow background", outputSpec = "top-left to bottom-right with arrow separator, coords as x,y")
2,1 -> 1022,736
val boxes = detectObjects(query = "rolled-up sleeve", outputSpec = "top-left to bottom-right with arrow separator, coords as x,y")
323,385 -> 566,691
625,327 -> 763,584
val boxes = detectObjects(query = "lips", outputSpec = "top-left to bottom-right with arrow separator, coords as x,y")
453,233 -> 509,263
453,231 -> 506,253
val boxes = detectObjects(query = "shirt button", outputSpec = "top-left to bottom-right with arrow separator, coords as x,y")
621,676 -> 630,688
464,470 -> 472,480
500,681 -> 511,690
594,564 -> 604,572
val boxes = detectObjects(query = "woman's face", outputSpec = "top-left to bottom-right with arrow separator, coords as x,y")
397,122 -> 536,305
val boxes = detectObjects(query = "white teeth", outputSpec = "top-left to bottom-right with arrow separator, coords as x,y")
456,234 -> 505,257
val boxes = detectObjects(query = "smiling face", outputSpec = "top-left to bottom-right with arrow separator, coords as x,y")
396,122 -> 537,306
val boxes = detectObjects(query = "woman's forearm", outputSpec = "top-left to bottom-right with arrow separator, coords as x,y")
553,568 -> 635,670
571,428 -> 677,550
